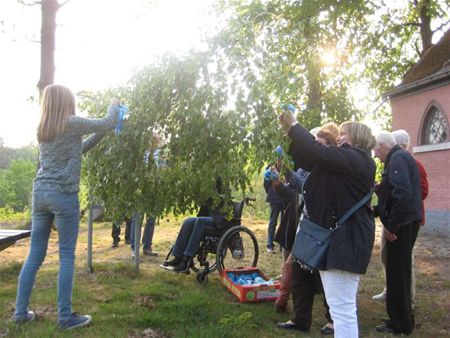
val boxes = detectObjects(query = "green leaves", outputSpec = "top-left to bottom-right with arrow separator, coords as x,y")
0,159 -> 35,211
79,1 -> 450,220
212,0 -> 373,129
214,0 -> 450,129
82,52 -> 278,220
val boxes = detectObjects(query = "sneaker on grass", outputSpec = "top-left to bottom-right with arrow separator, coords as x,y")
58,313 -> 92,330
15,311 -> 35,324
372,290 -> 387,301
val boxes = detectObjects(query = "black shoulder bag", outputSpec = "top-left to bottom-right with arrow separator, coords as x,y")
291,190 -> 372,271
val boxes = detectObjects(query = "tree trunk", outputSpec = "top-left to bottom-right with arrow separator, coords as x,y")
418,0 -> 433,53
37,0 -> 59,97
304,19 -> 322,128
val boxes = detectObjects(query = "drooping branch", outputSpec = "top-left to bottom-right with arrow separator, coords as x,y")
58,0 -> 71,9
17,0 -> 41,6
414,41 -> 422,56
433,19 -> 450,34
402,22 -> 421,27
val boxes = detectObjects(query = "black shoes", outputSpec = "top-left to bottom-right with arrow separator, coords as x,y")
173,256 -> 192,273
162,256 -> 182,267
276,321 -> 309,333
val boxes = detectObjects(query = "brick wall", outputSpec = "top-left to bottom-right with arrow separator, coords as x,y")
390,84 -> 450,231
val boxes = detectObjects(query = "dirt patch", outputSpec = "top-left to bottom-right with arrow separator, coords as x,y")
128,328 -> 169,338
415,228 -> 450,277
136,295 -> 156,310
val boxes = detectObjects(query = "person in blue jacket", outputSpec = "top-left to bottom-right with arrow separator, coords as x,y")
263,159 -> 284,253
373,131 -> 422,335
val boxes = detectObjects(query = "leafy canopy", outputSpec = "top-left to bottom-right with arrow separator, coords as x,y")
82,52 -> 282,219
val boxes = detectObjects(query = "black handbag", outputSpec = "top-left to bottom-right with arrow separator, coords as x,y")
292,191 -> 372,271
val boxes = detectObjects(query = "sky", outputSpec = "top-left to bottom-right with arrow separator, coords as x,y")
0,0 -> 216,147
2,1 -> 445,148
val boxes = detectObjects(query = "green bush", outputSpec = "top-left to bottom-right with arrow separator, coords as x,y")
0,159 -> 35,211
0,207 -> 31,222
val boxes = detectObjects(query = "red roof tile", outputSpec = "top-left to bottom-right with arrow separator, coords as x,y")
402,28 -> 450,85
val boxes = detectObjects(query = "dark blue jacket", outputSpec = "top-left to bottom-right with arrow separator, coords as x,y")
377,145 -> 422,233
263,164 -> 284,206
273,169 -> 306,251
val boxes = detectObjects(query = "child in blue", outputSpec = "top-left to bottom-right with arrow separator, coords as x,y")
14,84 -> 119,330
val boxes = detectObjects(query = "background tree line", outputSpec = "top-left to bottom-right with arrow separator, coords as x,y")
0,137 -> 37,212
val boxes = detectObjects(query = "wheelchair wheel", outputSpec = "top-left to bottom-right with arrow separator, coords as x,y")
216,226 -> 259,275
165,245 -> 173,261
196,271 -> 209,285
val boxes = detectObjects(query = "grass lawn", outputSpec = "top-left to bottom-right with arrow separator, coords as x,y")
0,214 -> 449,337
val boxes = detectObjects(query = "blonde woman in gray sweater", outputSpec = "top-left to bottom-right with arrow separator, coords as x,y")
14,84 -> 119,330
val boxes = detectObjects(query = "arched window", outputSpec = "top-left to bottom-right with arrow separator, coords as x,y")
422,106 -> 449,145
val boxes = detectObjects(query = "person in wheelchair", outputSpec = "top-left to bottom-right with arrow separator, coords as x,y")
162,200 -> 231,273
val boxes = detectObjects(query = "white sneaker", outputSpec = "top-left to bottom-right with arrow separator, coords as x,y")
58,313 -> 92,330
372,290 -> 387,301
15,310 -> 36,324
131,250 -> 135,258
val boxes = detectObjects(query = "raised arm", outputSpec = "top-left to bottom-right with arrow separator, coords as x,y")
82,131 -> 108,154
288,124 -> 360,174
68,102 -> 119,136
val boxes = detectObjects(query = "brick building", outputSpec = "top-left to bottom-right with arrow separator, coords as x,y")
383,29 -> 450,233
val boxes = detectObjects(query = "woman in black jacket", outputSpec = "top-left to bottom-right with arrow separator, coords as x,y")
279,110 -> 376,338
275,123 -> 338,335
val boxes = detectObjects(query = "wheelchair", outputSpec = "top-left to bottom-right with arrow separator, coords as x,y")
163,197 -> 259,284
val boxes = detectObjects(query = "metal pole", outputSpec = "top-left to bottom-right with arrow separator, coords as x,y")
134,213 -> 142,272
87,193 -> 94,273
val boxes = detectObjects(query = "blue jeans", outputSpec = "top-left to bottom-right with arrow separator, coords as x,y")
15,191 -> 80,321
267,203 -> 283,249
173,217 -> 215,257
130,213 -> 155,251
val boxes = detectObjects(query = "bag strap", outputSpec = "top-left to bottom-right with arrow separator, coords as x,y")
300,169 -> 372,227
336,190 -> 373,227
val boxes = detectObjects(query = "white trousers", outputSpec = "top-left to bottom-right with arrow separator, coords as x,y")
320,269 -> 361,338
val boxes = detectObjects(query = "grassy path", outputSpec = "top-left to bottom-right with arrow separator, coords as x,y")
0,215 -> 449,337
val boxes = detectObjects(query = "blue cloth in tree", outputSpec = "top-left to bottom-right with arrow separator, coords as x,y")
115,104 -> 129,134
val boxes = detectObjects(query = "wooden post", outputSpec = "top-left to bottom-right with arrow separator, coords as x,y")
134,213 -> 142,272
87,193 -> 94,273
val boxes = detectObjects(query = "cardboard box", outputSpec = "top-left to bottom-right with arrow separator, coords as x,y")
221,267 -> 280,303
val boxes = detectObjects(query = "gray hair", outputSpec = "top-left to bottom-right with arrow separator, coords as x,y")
376,131 -> 396,146
391,129 -> 410,150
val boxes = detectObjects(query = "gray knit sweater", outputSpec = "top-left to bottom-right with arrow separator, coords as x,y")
33,105 -> 118,193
